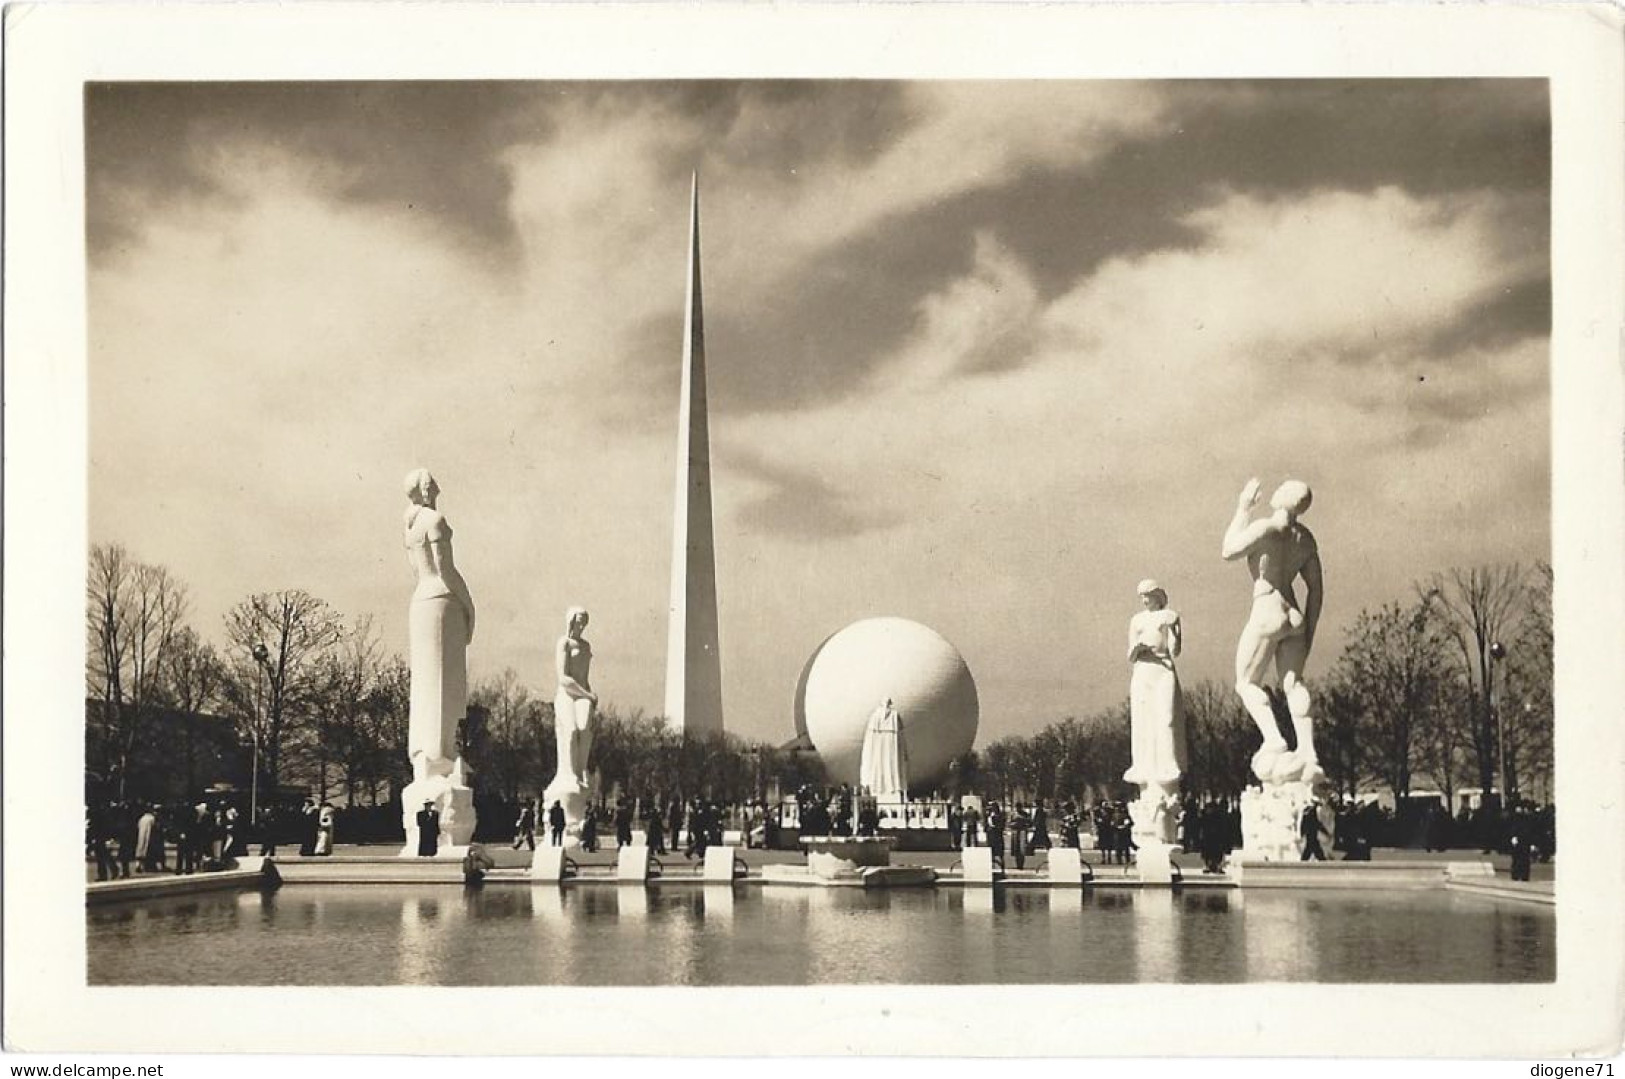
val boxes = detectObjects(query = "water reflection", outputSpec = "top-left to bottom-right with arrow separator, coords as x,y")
397,895 -> 453,983
88,882 -> 1554,986
1131,889 -> 1179,982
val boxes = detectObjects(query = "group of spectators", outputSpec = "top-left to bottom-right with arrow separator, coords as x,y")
86,796 -> 344,878
85,799 -> 244,879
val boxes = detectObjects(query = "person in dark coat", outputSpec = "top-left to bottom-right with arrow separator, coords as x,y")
548,800 -> 567,846
985,802 -> 1006,870
581,804 -> 599,852
172,805 -> 195,876
299,798 -> 319,856
257,806 -> 279,857
513,801 -> 537,850
114,802 -> 137,879
417,800 -> 440,857
667,799 -> 684,851
1299,801 -> 1330,861
1029,801 -> 1051,852
948,804 -> 964,850
1200,802 -> 1229,873
614,798 -> 634,848
1010,806 -> 1032,870
646,807 -> 667,854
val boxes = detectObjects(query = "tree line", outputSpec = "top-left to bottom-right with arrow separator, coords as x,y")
86,542 -> 1552,812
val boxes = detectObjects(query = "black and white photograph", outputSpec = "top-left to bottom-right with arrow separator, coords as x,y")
5,0 -> 1623,1063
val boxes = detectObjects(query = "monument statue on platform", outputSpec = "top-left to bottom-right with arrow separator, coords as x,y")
1221,477 -> 1324,786
1123,580 -> 1187,876
859,698 -> 909,805
1222,477 -> 1329,862
543,607 -> 597,844
399,468 -> 478,856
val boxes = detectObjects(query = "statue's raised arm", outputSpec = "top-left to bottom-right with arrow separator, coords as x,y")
1221,478 -> 1277,561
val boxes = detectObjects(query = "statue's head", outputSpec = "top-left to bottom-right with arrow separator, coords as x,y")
566,606 -> 589,636
404,468 -> 439,507
1136,578 -> 1167,610
1270,480 -> 1312,518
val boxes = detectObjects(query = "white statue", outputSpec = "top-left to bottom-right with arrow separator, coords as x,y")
1124,579 -> 1186,792
554,607 -> 597,789
542,607 -> 596,841
1222,478 -> 1324,786
1121,580 -> 1186,861
859,698 -> 909,804
399,468 -> 478,855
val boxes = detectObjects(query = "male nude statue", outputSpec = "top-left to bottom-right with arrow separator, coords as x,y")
1221,478 -> 1324,785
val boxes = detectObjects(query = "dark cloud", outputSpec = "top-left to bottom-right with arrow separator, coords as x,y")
86,82 -> 553,263
725,447 -> 896,541
1424,274 -> 1551,357
86,80 -> 914,267
703,79 -> 1549,414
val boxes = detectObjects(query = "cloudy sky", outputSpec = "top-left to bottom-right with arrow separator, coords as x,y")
86,79 -> 1550,746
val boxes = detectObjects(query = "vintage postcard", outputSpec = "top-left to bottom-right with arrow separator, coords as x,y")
4,0 -> 1622,1063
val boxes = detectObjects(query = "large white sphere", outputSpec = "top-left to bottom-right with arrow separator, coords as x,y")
793,617 -> 978,790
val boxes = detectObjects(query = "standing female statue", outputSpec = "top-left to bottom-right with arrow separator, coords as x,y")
553,607 -> 597,790
403,468 -> 476,783
1124,579 -> 1186,791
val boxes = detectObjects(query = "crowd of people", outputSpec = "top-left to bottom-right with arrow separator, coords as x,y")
91,783 -> 1556,879
85,796 -> 345,878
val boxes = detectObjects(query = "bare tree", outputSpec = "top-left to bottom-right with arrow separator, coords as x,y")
1181,680 -> 1253,798
83,545 -> 189,799
1334,599 -> 1449,802
1416,675 -> 1472,810
292,616 -> 389,804
221,590 -> 345,792
1426,564 -> 1531,808
468,667 -> 546,803
86,543 -> 130,709
1501,562 -> 1554,802
159,626 -> 225,797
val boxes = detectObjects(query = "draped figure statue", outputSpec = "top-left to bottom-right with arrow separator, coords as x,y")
859,698 -> 909,804
1124,579 -> 1186,791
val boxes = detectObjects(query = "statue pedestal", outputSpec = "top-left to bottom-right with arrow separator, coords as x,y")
801,835 -> 895,880
1135,842 -> 1179,884
542,774 -> 588,850
399,762 -> 476,858
1128,788 -> 1178,847
1239,779 -> 1324,862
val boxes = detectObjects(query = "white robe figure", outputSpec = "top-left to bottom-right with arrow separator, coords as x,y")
859,699 -> 909,805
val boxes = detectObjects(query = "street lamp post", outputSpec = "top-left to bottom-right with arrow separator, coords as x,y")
1489,640 -> 1508,813
250,643 -> 271,823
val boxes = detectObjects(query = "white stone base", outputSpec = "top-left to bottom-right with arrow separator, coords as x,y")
541,775 -> 589,850
1046,847 -> 1086,886
529,845 -> 573,882
399,770 -> 477,858
616,843 -> 654,882
703,845 -> 742,882
1239,779 -> 1331,862
961,845 -> 997,884
1135,841 -> 1179,884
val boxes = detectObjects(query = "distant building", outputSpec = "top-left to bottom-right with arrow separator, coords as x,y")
84,698 -> 247,804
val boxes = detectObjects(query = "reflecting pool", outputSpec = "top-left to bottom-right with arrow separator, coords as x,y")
87,884 -> 1554,986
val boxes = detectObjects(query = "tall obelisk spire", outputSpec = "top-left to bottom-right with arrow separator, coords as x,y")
664,173 -> 725,737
